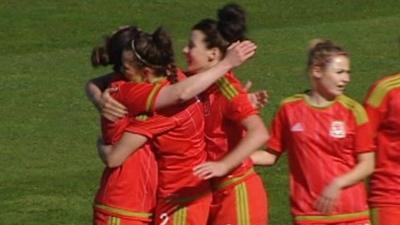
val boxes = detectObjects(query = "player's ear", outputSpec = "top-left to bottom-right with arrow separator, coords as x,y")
208,47 -> 222,62
311,66 -> 323,79
142,67 -> 154,81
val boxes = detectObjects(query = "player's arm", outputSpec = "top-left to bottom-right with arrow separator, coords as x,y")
85,74 -> 127,121
97,132 -> 148,168
316,152 -> 375,214
155,41 -> 257,109
89,41 -> 256,119
194,115 -> 269,179
250,149 -> 278,166
85,73 -> 113,111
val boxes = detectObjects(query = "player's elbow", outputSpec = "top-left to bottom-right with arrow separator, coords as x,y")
364,158 -> 375,176
105,158 -> 122,168
254,125 -> 269,145
264,156 -> 277,166
250,150 -> 277,166
176,88 -> 195,103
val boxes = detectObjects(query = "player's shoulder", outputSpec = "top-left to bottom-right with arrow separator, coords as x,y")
366,72 -> 400,107
337,95 -> 368,125
280,93 -> 306,107
216,71 -> 244,101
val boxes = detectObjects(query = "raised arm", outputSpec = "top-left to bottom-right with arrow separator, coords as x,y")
89,41 -> 256,120
97,132 -> 148,168
194,114 -> 269,179
155,41 -> 257,109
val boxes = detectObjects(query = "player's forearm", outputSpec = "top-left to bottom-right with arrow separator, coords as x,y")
333,152 -> 375,189
104,133 -> 148,168
250,150 -> 277,166
155,60 -> 232,109
85,80 -> 103,111
85,74 -> 114,111
220,117 -> 269,171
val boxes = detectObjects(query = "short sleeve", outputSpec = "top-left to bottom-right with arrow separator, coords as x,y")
364,84 -> 389,136
266,106 -> 286,154
354,106 -> 376,153
225,92 -> 258,122
118,81 -> 167,116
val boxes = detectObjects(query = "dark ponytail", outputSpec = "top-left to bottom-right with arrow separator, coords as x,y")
192,3 -> 247,55
90,26 -> 140,73
217,3 -> 246,43
91,45 -> 110,67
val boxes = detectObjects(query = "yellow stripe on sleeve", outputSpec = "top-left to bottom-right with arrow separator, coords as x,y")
367,74 -> 400,108
280,94 -> 304,106
337,95 -> 369,125
145,82 -> 163,113
216,77 -> 239,100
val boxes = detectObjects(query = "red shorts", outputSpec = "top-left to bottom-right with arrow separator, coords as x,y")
208,171 -> 268,225
371,206 -> 400,225
154,191 -> 212,225
93,210 -> 151,225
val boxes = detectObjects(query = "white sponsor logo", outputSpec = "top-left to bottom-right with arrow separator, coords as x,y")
330,121 -> 346,138
291,122 -> 304,132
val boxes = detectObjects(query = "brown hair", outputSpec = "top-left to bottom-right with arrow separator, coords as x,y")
307,39 -> 349,72
91,26 -> 140,73
130,27 -> 177,83
192,3 -> 247,56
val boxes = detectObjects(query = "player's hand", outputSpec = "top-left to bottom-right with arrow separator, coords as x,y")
100,87 -> 127,121
244,80 -> 269,109
315,179 -> 342,214
193,161 -> 230,180
224,40 -> 257,68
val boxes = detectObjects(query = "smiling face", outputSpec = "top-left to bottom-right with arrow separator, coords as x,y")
313,55 -> 351,100
182,30 -> 218,74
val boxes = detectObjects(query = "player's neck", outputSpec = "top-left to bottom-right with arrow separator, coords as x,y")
307,90 -> 335,107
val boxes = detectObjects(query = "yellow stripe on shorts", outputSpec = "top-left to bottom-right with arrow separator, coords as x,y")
172,206 -> 187,225
371,208 -> 379,225
107,216 -> 121,225
235,183 -> 250,225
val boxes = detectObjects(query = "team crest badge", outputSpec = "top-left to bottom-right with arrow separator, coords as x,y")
330,121 -> 346,138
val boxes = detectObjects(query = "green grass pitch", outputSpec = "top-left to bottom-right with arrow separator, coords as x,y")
1,0 -> 400,224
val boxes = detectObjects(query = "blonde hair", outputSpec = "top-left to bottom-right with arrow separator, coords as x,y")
307,39 -> 348,71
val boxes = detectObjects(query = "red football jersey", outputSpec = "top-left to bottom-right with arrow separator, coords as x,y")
365,73 -> 400,207
267,93 -> 374,221
95,74 -> 158,221
200,71 -> 258,183
125,99 -> 209,199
